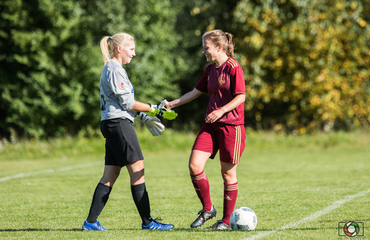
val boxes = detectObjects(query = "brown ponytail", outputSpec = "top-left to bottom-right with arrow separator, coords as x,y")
202,30 -> 235,59
224,32 -> 234,59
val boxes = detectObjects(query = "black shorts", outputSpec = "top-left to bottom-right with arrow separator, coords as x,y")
100,118 -> 144,167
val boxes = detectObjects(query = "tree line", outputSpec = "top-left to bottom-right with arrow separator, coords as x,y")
0,0 -> 369,140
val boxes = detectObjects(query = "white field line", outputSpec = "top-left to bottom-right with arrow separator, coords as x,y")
0,161 -> 102,182
244,187 -> 370,240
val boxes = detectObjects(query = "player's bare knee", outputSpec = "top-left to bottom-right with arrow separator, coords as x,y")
188,162 -> 202,175
221,173 -> 237,184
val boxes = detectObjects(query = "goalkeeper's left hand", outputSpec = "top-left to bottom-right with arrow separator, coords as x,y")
137,112 -> 165,136
148,100 -> 178,120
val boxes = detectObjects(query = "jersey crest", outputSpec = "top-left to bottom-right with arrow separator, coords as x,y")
218,73 -> 226,84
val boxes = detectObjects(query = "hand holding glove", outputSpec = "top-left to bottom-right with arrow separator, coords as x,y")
137,112 -> 165,136
148,100 -> 178,120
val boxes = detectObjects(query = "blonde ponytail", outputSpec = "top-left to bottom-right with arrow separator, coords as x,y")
100,36 -> 111,65
99,33 -> 134,65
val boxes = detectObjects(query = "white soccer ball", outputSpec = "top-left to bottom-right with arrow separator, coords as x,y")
230,207 -> 257,231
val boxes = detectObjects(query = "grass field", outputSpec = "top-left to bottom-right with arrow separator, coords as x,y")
0,130 -> 369,239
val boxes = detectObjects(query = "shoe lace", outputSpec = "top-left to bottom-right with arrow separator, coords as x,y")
152,217 -> 163,223
197,206 -> 214,215
197,209 -> 205,215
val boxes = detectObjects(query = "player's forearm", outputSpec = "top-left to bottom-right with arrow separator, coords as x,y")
220,94 -> 246,113
131,101 -> 151,113
168,88 -> 202,109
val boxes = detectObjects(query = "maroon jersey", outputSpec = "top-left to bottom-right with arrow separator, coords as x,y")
195,58 -> 246,125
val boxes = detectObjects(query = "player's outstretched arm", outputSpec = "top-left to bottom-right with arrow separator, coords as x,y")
131,101 -> 152,112
130,101 -> 165,117
166,88 -> 203,110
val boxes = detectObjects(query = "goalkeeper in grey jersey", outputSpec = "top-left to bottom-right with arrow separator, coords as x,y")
82,32 -> 174,231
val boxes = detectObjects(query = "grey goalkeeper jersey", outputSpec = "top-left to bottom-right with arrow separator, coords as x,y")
100,59 -> 136,122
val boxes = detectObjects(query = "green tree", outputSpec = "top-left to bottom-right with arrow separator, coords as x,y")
0,0 -> 102,139
233,0 -> 370,133
0,0 -> 190,139
2,0 -> 369,140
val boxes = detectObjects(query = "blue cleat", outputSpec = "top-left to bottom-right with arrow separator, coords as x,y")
82,220 -> 107,231
142,218 -> 174,230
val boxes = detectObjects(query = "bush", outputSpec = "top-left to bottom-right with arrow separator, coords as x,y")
0,0 -> 189,139
233,0 -> 370,133
1,0 -> 369,140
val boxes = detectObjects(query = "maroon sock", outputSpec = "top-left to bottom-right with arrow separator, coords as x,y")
190,171 -> 212,211
222,182 -> 238,225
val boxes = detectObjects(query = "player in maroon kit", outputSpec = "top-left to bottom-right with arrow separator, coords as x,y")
165,29 -> 246,230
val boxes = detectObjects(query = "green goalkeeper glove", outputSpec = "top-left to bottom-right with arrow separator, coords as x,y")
148,100 -> 178,120
160,108 -> 178,120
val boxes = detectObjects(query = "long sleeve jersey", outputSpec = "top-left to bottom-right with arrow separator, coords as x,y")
100,59 -> 136,122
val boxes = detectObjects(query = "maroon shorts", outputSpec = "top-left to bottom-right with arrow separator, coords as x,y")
192,122 -> 245,164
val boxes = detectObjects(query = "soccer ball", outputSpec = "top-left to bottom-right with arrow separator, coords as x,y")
230,207 -> 257,231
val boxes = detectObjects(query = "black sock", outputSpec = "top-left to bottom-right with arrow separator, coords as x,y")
131,183 -> 151,226
86,183 -> 112,223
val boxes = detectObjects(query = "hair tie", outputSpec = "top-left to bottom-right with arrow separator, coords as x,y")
108,36 -> 112,40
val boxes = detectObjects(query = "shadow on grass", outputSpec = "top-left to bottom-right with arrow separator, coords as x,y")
0,228 -> 200,232
0,226 -> 342,232
0,228 -> 82,232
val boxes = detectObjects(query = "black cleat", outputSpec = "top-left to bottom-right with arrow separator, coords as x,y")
190,205 -> 217,228
204,220 -> 231,230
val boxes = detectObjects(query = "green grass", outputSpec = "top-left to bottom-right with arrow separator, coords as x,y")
0,130 -> 369,239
